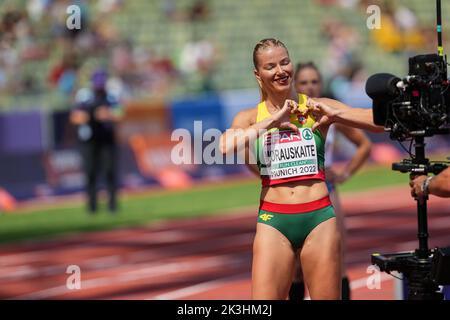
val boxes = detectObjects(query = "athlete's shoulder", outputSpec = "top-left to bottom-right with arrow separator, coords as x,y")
231,107 -> 258,128
315,97 -> 351,110
312,96 -> 331,104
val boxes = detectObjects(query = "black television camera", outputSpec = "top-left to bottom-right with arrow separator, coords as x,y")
366,53 -> 450,140
364,0 -> 450,300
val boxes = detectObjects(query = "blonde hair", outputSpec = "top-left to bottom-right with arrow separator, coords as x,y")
253,38 -> 289,101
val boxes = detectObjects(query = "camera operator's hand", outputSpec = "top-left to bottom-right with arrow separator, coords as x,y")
410,175 -> 428,202
409,167 -> 450,199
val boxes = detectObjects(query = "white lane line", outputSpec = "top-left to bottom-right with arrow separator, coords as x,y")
10,253 -> 247,300
429,216 -> 450,228
3,195 -> 447,299
0,256 -> 121,282
0,233 -> 253,283
149,206 -> 256,229
303,273 -> 394,300
83,255 -> 122,269
346,215 -> 450,231
0,265 -> 37,280
0,230 -> 194,267
345,217 -> 415,229
125,233 -> 252,263
389,232 -> 450,253
150,272 -> 249,300
0,251 -> 50,266
342,197 -> 449,216
350,272 -> 393,290
2,198 -> 446,267
152,270 -> 394,300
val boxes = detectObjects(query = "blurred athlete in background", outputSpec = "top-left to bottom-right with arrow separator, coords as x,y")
220,39 -> 381,299
289,62 -> 372,300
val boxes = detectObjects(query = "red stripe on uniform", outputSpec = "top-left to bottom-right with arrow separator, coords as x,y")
259,196 -> 332,214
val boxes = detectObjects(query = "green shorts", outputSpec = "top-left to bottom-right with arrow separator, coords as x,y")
257,196 -> 336,249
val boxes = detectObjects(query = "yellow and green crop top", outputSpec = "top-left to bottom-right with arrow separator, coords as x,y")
254,94 -> 326,187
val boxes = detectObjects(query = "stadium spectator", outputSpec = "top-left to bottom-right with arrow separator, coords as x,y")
371,1 -> 425,54
26,0 -> 49,22
179,37 -> 218,92
321,19 -> 360,80
327,61 -> 372,109
97,0 -> 124,14
70,69 -> 123,214
290,61 -> 372,300
315,0 -> 338,6
189,0 -> 210,22
48,50 -> 80,94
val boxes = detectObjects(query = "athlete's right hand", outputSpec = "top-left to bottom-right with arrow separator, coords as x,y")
270,99 -> 299,132
70,110 -> 89,125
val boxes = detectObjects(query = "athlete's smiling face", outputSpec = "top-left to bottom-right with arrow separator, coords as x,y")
254,46 -> 293,96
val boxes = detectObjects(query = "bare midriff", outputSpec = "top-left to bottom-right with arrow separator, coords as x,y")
260,179 -> 328,204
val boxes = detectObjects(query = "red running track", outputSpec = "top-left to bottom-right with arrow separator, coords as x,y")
0,185 -> 449,300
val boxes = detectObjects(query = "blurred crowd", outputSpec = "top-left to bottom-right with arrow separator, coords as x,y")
0,0 -> 218,107
0,0 -> 442,109
315,0 -> 438,107
317,0 -> 436,53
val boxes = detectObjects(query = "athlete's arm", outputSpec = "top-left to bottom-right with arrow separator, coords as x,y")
306,98 -> 384,133
223,110 -> 261,177
219,100 -> 299,155
245,160 -> 261,177
333,124 -> 372,183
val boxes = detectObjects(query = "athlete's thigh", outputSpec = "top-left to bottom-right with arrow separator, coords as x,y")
329,189 -> 345,236
299,217 -> 341,300
252,223 -> 296,300
330,189 -> 347,275
293,255 -> 303,281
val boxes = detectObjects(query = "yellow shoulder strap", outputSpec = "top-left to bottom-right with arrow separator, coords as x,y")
298,93 -> 308,112
256,101 -> 271,123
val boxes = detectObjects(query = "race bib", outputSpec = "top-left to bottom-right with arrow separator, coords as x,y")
261,128 -> 318,179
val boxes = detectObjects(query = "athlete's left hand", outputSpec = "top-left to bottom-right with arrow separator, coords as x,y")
326,167 -> 350,184
306,98 -> 339,131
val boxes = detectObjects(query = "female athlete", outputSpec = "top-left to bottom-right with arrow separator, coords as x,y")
219,38 -> 381,299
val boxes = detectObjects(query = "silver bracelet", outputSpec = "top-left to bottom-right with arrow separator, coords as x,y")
421,176 -> 434,197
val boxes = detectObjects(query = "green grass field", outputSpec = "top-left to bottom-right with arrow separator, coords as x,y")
0,164 -> 409,244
